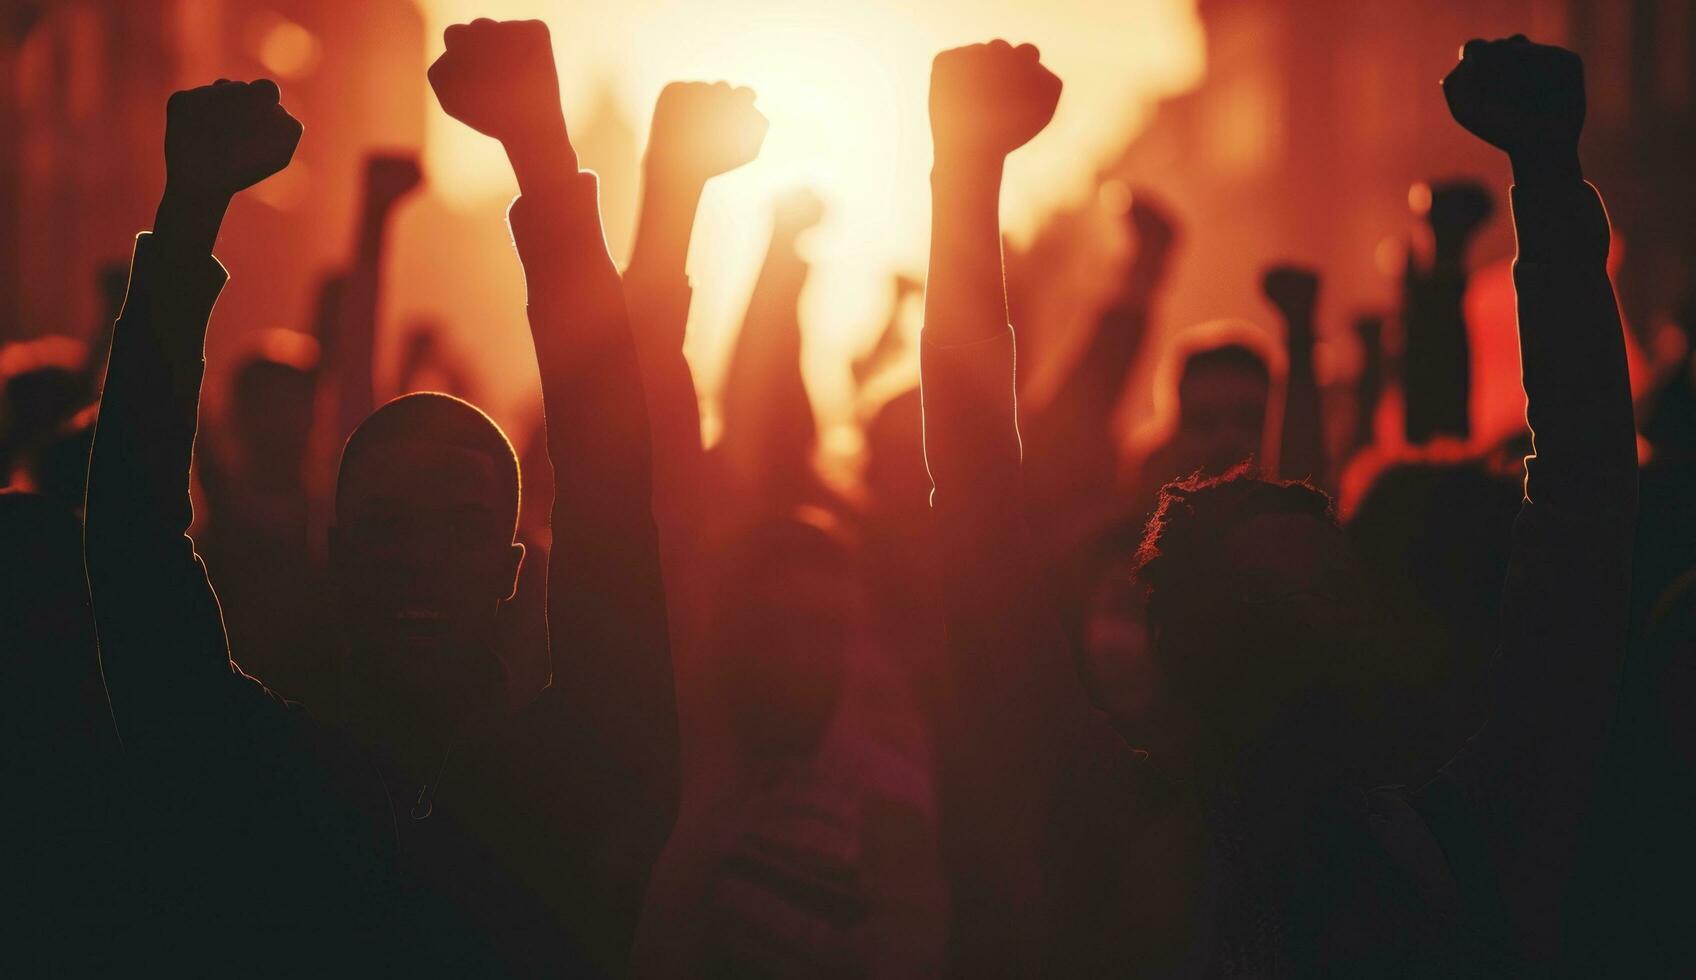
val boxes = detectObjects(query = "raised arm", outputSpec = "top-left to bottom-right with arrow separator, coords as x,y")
624,80 -> 764,603
321,153 -> 422,445
1434,37 -> 1637,963
921,41 -> 1076,976
1402,180 -> 1492,445
85,81 -> 301,742
1024,197 -> 1174,514
429,19 -> 677,815
1263,264 -> 1329,487
717,187 -> 824,504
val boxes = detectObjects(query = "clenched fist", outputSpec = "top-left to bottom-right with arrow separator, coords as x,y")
364,153 -> 424,210
164,79 -> 302,197
648,81 -> 768,183
428,19 -> 564,148
1443,35 -> 1584,181
930,40 -> 1062,163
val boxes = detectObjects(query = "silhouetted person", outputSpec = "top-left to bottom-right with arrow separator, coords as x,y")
1022,195 -> 1176,547
1130,338 -> 1272,510
86,22 -> 677,973
1,491 -> 126,976
1403,179 -> 1492,445
921,35 -> 1636,975
1,362 -> 86,485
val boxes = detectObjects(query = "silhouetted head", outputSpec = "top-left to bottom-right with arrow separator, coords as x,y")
708,509 -> 861,761
4,365 -> 85,443
1131,469 -> 1372,771
30,420 -> 96,513
330,393 -> 523,715
1174,344 -> 1269,475
0,491 -> 100,727
231,333 -> 318,484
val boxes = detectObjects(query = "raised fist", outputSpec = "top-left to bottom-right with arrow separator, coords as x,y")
428,19 -> 563,145
1262,265 -> 1321,329
1420,179 -> 1493,251
1443,35 -> 1584,160
164,79 -> 302,196
648,81 -> 768,182
930,40 -> 1062,162
364,153 -> 423,209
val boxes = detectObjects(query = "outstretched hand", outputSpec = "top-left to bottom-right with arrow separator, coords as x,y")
929,40 -> 1062,165
156,79 -> 302,253
647,81 -> 768,184
1443,35 -> 1584,184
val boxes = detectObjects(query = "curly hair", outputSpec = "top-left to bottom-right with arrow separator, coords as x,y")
1134,464 -> 1335,624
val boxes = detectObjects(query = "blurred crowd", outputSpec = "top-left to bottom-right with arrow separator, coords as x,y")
2,18 -> 1693,980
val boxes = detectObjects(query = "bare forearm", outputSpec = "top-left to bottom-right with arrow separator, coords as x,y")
503,124 -> 577,201
628,164 -> 705,283
925,160 -> 1008,348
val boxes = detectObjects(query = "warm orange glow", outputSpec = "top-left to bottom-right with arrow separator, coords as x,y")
415,0 -> 1205,446
251,13 -> 323,80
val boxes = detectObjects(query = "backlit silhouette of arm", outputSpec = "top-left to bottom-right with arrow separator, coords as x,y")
1435,36 -> 1636,966
429,20 -> 679,937
921,40 -> 1075,977
1403,180 -> 1491,444
84,80 -> 301,742
625,81 -> 765,597
323,153 -> 422,445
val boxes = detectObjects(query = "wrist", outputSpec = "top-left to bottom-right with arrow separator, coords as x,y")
1509,146 -> 1583,188
154,184 -> 232,255
503,118 -> 578,196
640,156 -> 708,208
931,148 -> 1005,186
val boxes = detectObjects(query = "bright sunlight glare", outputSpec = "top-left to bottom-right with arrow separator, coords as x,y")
415,0 -> 1204,446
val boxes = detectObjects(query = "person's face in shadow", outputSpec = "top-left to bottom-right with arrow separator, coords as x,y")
330,438 -> 522,716
1174,364 -> 1268,475
1148,512 -> 1371,769
233,363 -> 315,483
